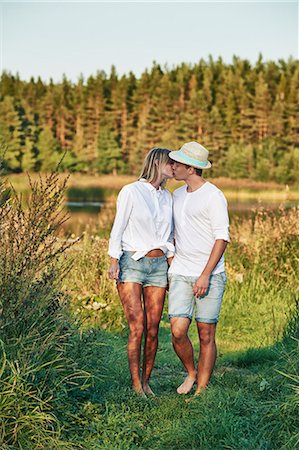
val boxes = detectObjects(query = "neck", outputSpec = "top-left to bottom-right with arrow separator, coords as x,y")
151,177 -> 163,189
186,176 -> 206,192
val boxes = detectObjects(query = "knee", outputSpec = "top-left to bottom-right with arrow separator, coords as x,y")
129,322 -> 144,339
147,322 -> 159,340
199,329 -> 215,346
171,326 -> 187,343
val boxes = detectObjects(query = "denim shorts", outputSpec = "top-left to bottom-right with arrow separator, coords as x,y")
118,251 -> 168,288
168,272 -> 227,324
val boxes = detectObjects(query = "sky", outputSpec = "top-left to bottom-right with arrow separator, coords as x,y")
0,1 -> 298,82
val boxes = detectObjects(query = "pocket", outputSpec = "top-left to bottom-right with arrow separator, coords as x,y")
123,253 -> 137,270
211,272 -> 227,288
119,252 -> 132,269
220,272 -> 227,284
161,257 -> 168,271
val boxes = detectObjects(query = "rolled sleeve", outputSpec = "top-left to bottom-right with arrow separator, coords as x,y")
209,191 -> 230,242
108,187 -> 133,259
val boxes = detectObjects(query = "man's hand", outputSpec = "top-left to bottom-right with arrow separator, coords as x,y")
193,274 -> 210,297
108,258 -> 120,280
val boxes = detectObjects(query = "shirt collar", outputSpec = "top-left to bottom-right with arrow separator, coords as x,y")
139,178 -> 162,193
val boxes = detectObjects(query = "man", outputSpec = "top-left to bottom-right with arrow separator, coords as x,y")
168,141 -> 230,396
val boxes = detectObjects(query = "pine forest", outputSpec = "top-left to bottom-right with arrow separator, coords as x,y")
0,56 -> 298,183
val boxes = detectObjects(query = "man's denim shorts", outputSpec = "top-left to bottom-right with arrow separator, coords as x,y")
168,272 -> 227,324
118,251 -> 168,288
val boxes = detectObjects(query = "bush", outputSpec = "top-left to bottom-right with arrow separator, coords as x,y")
0,172 -> 86,448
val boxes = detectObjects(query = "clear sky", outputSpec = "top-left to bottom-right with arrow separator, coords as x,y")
0,1 -> 298,82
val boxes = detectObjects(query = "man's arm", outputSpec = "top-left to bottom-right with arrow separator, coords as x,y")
193,239 -> 228,297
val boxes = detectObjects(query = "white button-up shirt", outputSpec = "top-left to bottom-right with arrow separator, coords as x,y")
108,179 -> 174,261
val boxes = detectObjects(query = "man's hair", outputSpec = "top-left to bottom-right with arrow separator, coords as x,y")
139,147 -> 171,188
184,164 -> 202,177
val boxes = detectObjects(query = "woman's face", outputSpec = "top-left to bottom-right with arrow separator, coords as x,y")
159,159 -> 174,180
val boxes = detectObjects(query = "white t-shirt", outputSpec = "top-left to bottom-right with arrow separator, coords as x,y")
168,181 -> 230,277
108,180 -> 174,261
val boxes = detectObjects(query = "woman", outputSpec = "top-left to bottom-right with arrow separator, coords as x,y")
108,148 -> 174,397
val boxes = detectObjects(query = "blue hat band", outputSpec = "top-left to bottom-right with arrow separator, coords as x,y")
173,151 -> 209,168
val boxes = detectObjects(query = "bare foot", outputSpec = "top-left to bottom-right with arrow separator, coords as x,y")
177,374 -> 196,394
194,386 -> 207,396
143,384 -> 156,397
133,385 -> 147,399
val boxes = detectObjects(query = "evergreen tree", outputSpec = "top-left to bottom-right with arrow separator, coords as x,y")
97,119 -> 122,175
253,72 -> 272,142
36,126 -> 60,171
21,137 -> 36,171
0,96 -> 23,171
226,144 -> 254,179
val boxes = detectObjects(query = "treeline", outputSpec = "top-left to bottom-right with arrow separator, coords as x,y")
0,56 -> 298,183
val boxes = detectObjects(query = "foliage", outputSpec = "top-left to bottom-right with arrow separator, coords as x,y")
0,172 -> 88,448
63,235 -> 125,331
0,56 -> 298,181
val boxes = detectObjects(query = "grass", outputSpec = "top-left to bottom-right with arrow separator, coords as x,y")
61,205 -> 298,449
54,320 -> 298,449
1,173 -> 298,449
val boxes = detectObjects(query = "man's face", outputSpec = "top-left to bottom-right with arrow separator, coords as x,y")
171,161 -> 190,181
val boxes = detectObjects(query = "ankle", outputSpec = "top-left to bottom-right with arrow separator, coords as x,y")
194,386 -> 207,397
132,381 -> 143,392
196,384 -> 208,392
188,370 -> 197,379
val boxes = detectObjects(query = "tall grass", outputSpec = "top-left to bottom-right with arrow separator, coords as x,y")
216,206 -> 299,351
0,173 -> 87,448
63,235 -> 125,331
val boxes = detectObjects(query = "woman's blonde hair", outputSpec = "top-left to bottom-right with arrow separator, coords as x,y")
139,147 -> 171,188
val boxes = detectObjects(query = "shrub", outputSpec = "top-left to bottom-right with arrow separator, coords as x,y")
0,172 -> 86,448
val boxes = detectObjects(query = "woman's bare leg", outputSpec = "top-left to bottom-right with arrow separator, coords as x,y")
117,282 -> 145,395
142,286 -> 166,395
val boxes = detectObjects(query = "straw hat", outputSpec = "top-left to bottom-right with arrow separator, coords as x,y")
169,142 -> 212,169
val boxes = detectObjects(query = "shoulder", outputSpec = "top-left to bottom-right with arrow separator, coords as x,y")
117,182 -> 140,201
162,187 -> 173,199
173,185 -> 186,198
205,182 -> 228,205
119,181 -> 139,194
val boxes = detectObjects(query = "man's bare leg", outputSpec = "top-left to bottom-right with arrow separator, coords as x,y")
170,317 -> 197,394
117,282 -> 145,396
142,286 -> 166,395
195,322 -> 217,394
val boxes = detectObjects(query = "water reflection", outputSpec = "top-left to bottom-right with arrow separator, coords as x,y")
62,198 -> 299,236
228,198 -> 299,218
67,201 -> 103,210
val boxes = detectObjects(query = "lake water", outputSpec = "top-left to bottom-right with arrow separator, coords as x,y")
63,197 -> 299,236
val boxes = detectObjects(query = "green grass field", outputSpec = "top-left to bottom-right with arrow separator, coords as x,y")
0,174 -> 298,449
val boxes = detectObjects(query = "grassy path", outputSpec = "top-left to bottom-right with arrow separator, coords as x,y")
1,175 -> 297,449
63,310 -> 296,450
